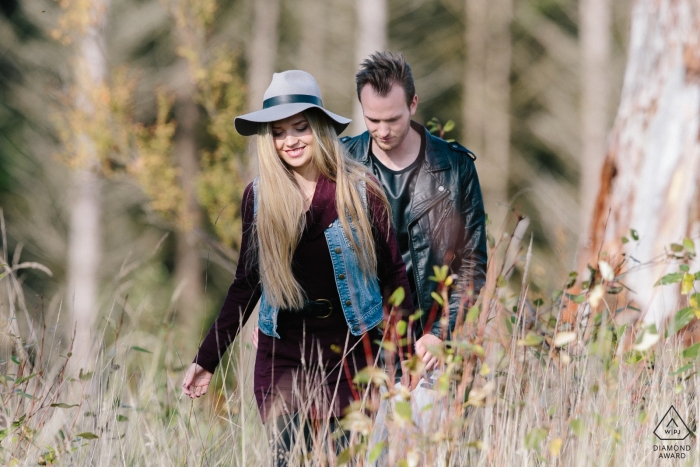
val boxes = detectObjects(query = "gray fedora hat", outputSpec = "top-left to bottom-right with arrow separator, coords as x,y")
234,70 -> 351,136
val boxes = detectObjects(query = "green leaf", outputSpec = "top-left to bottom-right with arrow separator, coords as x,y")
394,401 -> 412,422
683,238 -> 696,255
525,427 -> 548,450
75,432 -> 99,440
670,243 -> 684,253
466,305 -> 479,323
504,315 -> 513,335
130,346 -> 152,354
630,229 -> 639,241
10,355 -> 20,365
368,442 -> 385,463
389,286 -> 405,307
672,363 -> 694,375
569,419 -> 584,437
683,342 -> 700,359
116,415 -> 128,422
51,403 -> 79,409
533,298 -> 544,307
655,272 -> 683,286
621,236 -> 629,244
497,275 -> 507,288
442,120 -> 455,133
566,293 -> 586,304
680,264 -> 690,272
690,293 -> 700,310
668,307 -> 695,336
518,332 -> 544,347
682,273 -> 695,295
14,390 -> 37,400
395,320 -> 407,337
430,291 -> 444,306
14,373 -> 37,385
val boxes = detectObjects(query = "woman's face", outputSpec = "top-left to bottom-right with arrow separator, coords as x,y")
272,113 -> 314,173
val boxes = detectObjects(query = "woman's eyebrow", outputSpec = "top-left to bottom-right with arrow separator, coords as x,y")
291,119 -> 307,126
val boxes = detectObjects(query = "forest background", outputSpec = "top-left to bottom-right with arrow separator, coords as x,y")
1,0 -> 700,465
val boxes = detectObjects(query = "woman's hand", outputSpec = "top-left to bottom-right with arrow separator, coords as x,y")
182,363 -> 213,399
251,326 -> 259,348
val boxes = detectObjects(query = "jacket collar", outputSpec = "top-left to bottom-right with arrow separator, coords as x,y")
357,121 -> 451,172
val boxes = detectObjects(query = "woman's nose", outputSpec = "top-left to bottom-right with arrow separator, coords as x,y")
285,134 -> 299,147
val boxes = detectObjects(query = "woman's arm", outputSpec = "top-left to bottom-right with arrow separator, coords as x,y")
189,184 -> 261,375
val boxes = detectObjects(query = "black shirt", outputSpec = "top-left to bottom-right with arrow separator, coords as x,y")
369,123 -> 426,311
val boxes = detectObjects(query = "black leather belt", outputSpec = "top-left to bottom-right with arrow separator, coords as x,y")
289,298 -> 341,319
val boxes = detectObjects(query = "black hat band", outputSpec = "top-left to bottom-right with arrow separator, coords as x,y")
262,94 -> 323,109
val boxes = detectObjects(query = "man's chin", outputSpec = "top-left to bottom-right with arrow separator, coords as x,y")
373,139 -> 397,152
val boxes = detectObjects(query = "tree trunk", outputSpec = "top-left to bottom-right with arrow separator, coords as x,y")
579,0 -> 612,249
350,0 -> 388,136
247,0 -> 280,111
464,0 -> 513,224
581,0 -> 700,325
173,82 -> 204,328
66,0 -> 109,374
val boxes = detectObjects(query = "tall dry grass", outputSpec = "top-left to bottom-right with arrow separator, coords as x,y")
1,211 -> 699,466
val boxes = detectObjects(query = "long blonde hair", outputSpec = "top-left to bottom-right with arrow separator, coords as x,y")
255,109 -> 389,309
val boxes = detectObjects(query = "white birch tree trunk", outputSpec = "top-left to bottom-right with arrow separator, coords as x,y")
350,0 -> 387,136
464,0 -> 513,224
579,0 -> 612,248
583,0 -> 700,325
247,0 -> 280,111
66,0 -> 109,374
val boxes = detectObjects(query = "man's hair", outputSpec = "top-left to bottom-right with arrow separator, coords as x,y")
356,51 -> 415,107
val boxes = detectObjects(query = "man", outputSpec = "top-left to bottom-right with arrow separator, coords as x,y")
341,51 -> 487,374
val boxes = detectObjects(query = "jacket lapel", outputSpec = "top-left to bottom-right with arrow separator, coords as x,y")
407,129 -> 451,225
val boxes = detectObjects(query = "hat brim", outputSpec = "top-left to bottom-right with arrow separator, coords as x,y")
234,103 -> 351,136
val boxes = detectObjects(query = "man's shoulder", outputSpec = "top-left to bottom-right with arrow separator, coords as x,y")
426,133 -> 477,162
339,133 -> 368,160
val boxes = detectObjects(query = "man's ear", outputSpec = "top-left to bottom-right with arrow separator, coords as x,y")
409,94 -> 418,116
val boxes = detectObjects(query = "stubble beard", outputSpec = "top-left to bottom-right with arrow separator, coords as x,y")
372,121 -> 411,153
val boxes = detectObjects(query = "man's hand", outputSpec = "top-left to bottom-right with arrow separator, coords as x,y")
414,333 -> 443,373
182,363 -> 213,399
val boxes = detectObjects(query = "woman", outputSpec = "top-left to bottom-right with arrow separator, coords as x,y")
182,70 -> 410,463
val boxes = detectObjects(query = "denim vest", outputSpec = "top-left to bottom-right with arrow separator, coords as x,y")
253,179 -> 383,338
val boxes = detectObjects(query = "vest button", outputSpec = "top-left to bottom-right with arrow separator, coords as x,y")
346,300 -> 352,306
338,274 -> 345,280
335,247 -> 341,254
353,325 -> 359,332
438,185 -> 445,192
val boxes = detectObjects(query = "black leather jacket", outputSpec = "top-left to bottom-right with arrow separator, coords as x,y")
341,125 -> 487,339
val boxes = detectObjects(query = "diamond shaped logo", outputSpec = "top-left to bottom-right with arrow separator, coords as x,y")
654,406 -> 692,441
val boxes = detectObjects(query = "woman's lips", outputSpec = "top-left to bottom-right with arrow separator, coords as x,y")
285,146 -> 305,157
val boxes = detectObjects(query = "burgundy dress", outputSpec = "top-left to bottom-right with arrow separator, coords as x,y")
194,175 -> 411,421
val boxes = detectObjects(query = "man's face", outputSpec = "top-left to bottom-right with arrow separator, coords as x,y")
359,83 -> 418,152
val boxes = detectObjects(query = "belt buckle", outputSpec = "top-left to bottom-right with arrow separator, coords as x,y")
314,299 -> 333,319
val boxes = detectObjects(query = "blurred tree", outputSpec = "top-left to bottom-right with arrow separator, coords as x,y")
52,0 -> 111,373
580,0 -> 700,324
247,0 -> 280,111
579,0 -> 612,249
350,0 -> 387,136
464,0 -> 513,223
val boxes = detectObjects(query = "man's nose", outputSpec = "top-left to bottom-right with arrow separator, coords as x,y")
377,123 -> 390,136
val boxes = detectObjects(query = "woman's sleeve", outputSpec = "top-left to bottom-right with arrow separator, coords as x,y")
367,183 -> 412,315
193,183 -> 262,373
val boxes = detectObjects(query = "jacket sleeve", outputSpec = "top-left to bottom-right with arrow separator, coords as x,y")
430,159 -> 487,339
193,183 -> 262,373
